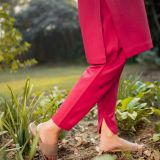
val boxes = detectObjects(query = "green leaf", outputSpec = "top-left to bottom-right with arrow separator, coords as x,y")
0,55 -> 4,62
120,97 -> 133,110
93,154 -> 117,160
128,111 -> 137,120
128,97 -> 140,109
152,133 -> 160,142
151,107 -> 160,116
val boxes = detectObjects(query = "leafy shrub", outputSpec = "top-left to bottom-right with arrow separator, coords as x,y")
136,49 -> 160,66
119,76 -> 160,109
150,109 -> 160,145
2,78 -> 42,158
132,81 -> 160,109
14,0 -> 85,63
1,78 -> 67,158
118,75 -> 141,99
151,133 -> 160,142
0,3 -> 37,72
117,76 -> 160,135
152,108 -> 160,118
85,76 -> 160,135
116,97 -> 153,135
34,86 -> 68,122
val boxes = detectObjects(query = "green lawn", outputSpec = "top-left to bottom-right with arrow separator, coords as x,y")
0,64 -> 87,97
0,63 -> 145,97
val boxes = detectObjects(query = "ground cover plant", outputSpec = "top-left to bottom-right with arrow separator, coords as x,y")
0,75 -> 159,159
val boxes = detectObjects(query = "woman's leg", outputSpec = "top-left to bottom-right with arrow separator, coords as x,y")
97,0 -> 124,136
51,59 -> 126,131
35,0 -> 144,153
36,0 -> 126,145
37,53 -> 126,145
97,65 -> 123,135
95,0 -> 144,151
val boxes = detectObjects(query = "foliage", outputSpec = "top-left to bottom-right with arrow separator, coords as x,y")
0,112 -> 8,159
85,75 -> 160,135
151,133 -> 160,142
116,97 -> 153,135
119,76 -> 160,109
0,3 -> 37,72
117,76 -> 160,135
151,121 -> 160,142
33,86 -> 69,140
118,75 -> 142,99
34,86 -> 68,123
136,49 -> 160,66
3,0 -> 160,65
2,78 -> 41,157
93,154 -> 117,160
151,107 -> 160,117
132,81 -> 160,108
15,0 -> 78,38
0,78 -> 68,158
0,74 -> 160,157
155,121 -> 160,133
151,110 -> 160,147
0,131 -> 12,160
135,0 -> 160,65
14,0 -> 85,63
145,0 -> 160,52
9,0 -> 160,65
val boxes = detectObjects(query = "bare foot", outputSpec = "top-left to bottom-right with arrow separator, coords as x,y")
36,119 -> 62,145
99,134 -> 145,152
29,120 -> 61,159
98,118 -> 145,153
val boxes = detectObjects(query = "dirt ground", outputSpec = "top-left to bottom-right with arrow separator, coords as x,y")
32,118 -> 160,160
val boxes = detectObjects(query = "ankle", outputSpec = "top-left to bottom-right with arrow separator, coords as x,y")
44,120 -> 61,133
101,128 -> 117,137
100,119 -> 118,137
100,132 -> 118,143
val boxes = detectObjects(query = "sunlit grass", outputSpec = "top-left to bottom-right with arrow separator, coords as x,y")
0,64 -> 87,97
0,63 -> 145,97
0,75 -> 80,95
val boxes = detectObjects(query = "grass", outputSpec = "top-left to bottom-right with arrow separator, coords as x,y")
0,64 -> 87,97
0,63 -> 145,97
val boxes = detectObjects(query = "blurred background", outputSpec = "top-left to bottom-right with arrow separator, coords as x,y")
0,0 -> 160,95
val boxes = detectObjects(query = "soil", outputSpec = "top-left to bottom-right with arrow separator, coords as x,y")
54,64 -> 160,160
32,118 -> 160,160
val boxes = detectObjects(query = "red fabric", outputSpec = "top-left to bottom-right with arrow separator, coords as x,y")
51,0 -> 127,134
78,0 -> 153,64
52,50 -> 125,134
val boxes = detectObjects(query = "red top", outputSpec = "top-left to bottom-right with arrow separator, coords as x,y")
78,0 -> 154,64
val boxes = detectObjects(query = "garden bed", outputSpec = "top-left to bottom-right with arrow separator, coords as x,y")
1,66 -> 160,160
30,118 -> 160,159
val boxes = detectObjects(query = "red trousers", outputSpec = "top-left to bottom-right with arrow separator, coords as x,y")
52,0 -> 127,134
